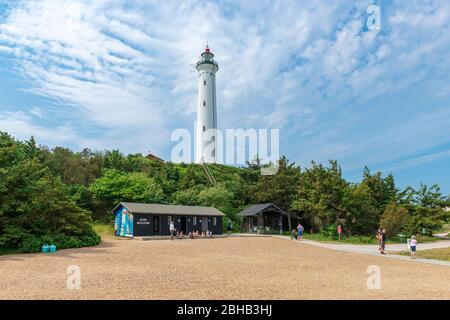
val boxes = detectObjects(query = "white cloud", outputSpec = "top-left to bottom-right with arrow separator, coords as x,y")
0,0 -> 449,173
0,111 -> 86,145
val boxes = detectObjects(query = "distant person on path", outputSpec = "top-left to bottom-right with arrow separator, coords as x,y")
380,230 -> 387,254
169,221 -> 175,240
297,224 -> 304,241
410,236 -> 417,259
376,229 -> 382,252
227,221 -> 233,237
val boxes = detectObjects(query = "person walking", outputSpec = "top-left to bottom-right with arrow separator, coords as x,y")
410,236 -> 417,259
380,229 -> 387,254
297,223 -> 304,241
376,229 -> 382,252
227,221 -> 232,237
169,221 -> 175,240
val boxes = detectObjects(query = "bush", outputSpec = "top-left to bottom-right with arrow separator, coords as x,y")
18,228 -> 101,253
321,223 -> 338,239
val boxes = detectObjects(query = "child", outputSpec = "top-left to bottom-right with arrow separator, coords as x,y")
410,236 -> 417,259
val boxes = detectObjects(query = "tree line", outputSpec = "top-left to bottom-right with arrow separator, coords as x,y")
1,132 -> 449,252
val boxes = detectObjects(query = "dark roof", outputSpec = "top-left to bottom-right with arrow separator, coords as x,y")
145,153 -> 163,161
114,202 -> 225,217
238,203 -> 288,217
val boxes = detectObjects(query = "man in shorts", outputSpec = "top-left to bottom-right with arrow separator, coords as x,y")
227,221 -> 232,237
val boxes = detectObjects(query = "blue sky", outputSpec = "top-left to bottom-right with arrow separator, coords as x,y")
0,0 -> 449,194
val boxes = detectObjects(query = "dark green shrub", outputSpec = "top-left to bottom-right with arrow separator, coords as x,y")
18,228 -> 101,253
322,223 -> 338,239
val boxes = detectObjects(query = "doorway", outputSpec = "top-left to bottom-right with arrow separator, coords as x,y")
180,217 -> 187,233
153,216 -> 160,234
202,217 -> 208,233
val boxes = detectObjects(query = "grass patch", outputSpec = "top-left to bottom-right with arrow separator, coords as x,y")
302,233 -> 380,244
390,247 -> 450,262
93,222 -> 115,237
284,232 -> 440,245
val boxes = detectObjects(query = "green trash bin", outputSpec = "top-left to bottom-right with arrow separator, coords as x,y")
49,244 -> 56,253
41,244 -> 49,253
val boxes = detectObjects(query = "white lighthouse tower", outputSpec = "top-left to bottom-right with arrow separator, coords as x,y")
195,45 -> 219,163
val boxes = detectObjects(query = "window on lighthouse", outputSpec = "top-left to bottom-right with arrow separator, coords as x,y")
203,126 -> 206,132
203,101 -> 206,107
203,80 -> 206,86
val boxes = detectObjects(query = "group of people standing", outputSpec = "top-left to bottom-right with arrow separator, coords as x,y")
377,229 -> 418,259
291,223 -> 304,240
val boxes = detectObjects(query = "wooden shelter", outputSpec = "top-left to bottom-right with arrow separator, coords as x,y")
238,203 -> 289,235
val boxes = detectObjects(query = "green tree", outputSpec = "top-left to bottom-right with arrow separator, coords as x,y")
89,169 -> 165,219
342,184 -> 379,235
251,156 -> 301,231
361,167 -> 397,213
0,133 -> 98,250
380,203 -> 409,237
292,160 -> 348,232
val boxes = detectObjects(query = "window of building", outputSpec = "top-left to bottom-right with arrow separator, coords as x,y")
203,125 -> 206,132
203,80 -> 206,86
193,216 -> 197,225
213,217 -> 217,226
203,100 -> 206,107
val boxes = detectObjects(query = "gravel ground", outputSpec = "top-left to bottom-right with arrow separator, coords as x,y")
0,237 -> 449,300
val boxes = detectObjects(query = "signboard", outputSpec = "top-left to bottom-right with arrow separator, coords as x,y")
115,207 -> 134,238
136,217 -> 150,225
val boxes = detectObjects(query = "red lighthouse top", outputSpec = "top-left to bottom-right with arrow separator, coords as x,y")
205,45 -> 210,53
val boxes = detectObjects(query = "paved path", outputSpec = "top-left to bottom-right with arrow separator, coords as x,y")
282,237 -> 450,267
434,232 -> 450,239
233,234 -> 450,267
